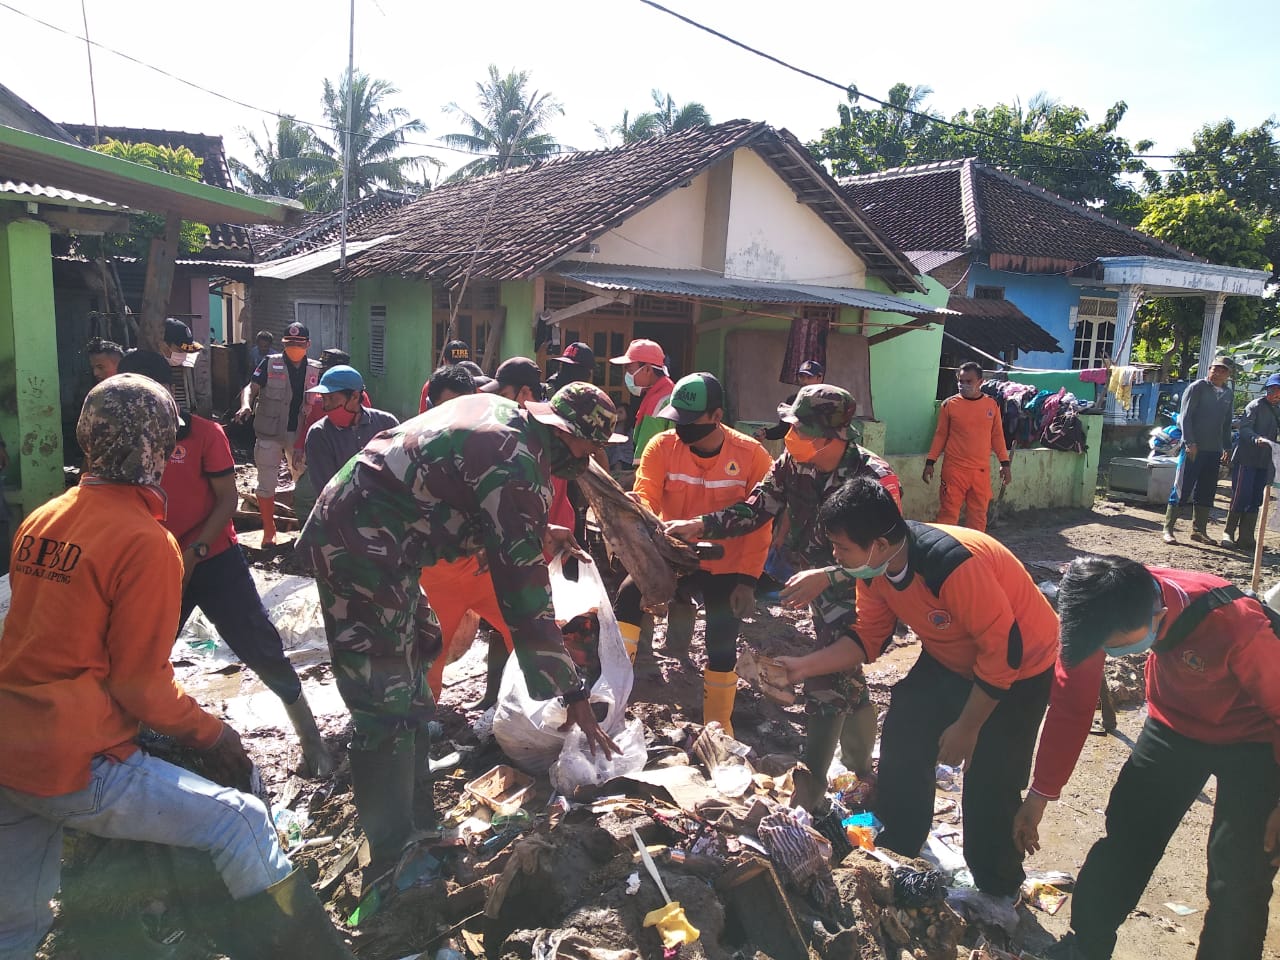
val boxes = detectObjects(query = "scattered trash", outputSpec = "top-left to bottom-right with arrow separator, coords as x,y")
272,806 -> 310,847
1022,879 -> 1069,914
935,764 -> 961,791
947,888 -> 1020,934
893,865 -> 948,907
465,764 -> 535,816
550,718 -> 647,797
631,827 -> 700,948
735,648 -> 796,704
922,829 -> 967,875
1164,901 -> 1198,916
625,871 -> 640,895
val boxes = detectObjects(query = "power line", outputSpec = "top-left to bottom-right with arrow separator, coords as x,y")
634,0 -> 1280,163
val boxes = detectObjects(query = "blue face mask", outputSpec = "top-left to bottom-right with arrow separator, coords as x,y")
1105,611 -> 1161,658
624,370 -> 644,396
841,539 -> 906,580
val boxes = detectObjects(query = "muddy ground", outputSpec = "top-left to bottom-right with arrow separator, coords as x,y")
41,475 -> 1280,959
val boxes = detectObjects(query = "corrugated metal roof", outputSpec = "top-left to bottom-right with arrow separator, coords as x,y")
550,262 -> 950,317
255,236 -> 393,280
0,179 -> 116,207
905,250 -> 966,275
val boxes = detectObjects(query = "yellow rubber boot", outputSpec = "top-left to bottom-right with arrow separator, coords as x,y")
703,669 -> 738,738
619,621 -> 641,663
259,495 -> 277,545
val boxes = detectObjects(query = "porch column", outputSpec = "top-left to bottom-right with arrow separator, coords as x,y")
1105,285 -> 1144,424
1197,293 -> 1227,377
0,218 -> 65,515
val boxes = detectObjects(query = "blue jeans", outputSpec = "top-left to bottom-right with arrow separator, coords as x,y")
0,751 -> 291,959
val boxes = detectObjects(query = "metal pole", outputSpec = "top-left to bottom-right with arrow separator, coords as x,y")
80,0 -> 100,143
337,0 -> 355,348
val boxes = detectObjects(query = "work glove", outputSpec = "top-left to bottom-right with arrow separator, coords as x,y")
200,723 -> 253,791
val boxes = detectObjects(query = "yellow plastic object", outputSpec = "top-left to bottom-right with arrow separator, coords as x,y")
643,902 -> 701,947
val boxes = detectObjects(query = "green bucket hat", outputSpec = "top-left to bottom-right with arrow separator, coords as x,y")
527,381 -> 628,445
778,383 -> 861,442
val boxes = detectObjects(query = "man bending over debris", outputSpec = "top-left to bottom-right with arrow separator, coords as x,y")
665,385 -> 900,799
0,374 -> 353,959
775,477 -> 1059,907
297,382 -> 624,883
1017,556 -> 1280,960
618,373 -> 773,735
119,349 -> 335,778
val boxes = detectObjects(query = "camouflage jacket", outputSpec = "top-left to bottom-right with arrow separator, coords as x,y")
297,393 -> 577,699
700,443 -> 901,635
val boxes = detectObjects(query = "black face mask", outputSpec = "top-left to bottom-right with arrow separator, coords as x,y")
545,431 -> 588,479
675,422 -> 717,445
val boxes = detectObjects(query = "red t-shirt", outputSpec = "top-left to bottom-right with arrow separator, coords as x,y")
160,416 -> 237,558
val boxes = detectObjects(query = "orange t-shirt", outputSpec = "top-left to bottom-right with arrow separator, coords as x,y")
927,394 -> 1010,470
633,426 -> 774,577
0,483 -> 224,797
854,523 -> 1059,694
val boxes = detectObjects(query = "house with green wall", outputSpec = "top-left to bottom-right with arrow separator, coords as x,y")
325,121 -> 952,455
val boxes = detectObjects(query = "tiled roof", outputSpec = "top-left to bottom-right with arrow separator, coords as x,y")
250,190 -> 417,262
945,294 -> 1063,356
341,120 -> 922,292
61,123 -> 251,257
843,159 -> 1200,274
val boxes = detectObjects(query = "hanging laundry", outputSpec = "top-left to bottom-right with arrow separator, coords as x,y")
1078,367 -> 1110,385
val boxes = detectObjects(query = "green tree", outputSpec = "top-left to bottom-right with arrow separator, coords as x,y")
229,116 -> 331,208
88,140 -> 210,256
442,65 -> 565,181
1134,191 -> 1274,377
308,70 -> 433,210
639,90 -> 711,137
593,108 -> 658,147
809,84 -> 1153,218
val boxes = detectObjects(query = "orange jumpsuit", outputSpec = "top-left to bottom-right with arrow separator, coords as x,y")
421,556 -> 513,699
926,393 -> 1009,532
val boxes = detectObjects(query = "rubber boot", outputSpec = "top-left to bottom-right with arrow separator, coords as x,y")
619,621 -> 641,663
838,700 -> 878,779
797,712 -> 844,811
1237,511 -> 1260,552
663,598 -> 696,660
1190,505 -> 1212,544
283,693 -> 336,778
259,495 -> 277,546
348,742 -> 415,885
221,867 -> 355,959
1220,511 -> 1241,548
464,631 -> 509,711
412,729 -> 439,834
1161,504 -> 1180,544
634,615 -> 660,679
703,669 -> 738,737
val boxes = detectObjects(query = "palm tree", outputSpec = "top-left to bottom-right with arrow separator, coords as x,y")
442,65 -> 565,181
310,70 -> 435,210
640,90 -> 711,137
229,116 -> 331,207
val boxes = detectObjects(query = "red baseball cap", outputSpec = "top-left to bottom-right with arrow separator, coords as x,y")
609,338 -> 665,367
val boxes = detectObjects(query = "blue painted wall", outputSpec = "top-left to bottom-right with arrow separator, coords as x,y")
966,265 -> 1117,371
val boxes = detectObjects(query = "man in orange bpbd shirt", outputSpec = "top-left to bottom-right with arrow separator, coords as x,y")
923,361 -> 1011,532
616,373 -> 774,734
777,476 -> 1058,909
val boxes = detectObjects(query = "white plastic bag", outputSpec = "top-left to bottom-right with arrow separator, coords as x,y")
493,556 -> 634,773
549,718 -> 647,796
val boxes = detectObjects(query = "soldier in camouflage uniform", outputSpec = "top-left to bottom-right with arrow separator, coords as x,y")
665,384 -> 901,806
296,382 -> 624,881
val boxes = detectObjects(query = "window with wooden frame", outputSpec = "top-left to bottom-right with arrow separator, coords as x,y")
973,284 -> 1005,300
368,305 -> 387,377
1071,296 -> 1118,369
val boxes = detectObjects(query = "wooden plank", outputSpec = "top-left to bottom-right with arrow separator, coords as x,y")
139,211 -> 182,352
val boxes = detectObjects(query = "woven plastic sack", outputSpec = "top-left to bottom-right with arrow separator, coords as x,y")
493,556 -> 633,773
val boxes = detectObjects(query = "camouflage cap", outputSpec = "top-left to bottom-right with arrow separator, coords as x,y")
527,381 -> 628,446
77,373 -> 178,485
778,383 -> 860,441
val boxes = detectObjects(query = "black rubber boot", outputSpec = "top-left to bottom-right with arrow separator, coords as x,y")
221,868 -> 355,959
412,730 -> 440,834
464,631 -> 510,711
797,712 -> 844,812
663,598 -> 696,660
348,742 -> 415,884
1237,510 -> 1260,551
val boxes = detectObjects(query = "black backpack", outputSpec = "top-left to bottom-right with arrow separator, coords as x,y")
1157,585 -> 1280,652
1042,408 -> 1087,453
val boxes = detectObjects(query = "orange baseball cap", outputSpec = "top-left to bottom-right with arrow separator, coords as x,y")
609,338 -> 666,367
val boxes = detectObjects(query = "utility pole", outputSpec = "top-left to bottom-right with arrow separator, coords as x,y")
80,0 -> 100,143
337,0 -> 355,349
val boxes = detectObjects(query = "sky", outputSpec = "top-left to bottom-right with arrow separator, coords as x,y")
2,0 -> 1277,182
